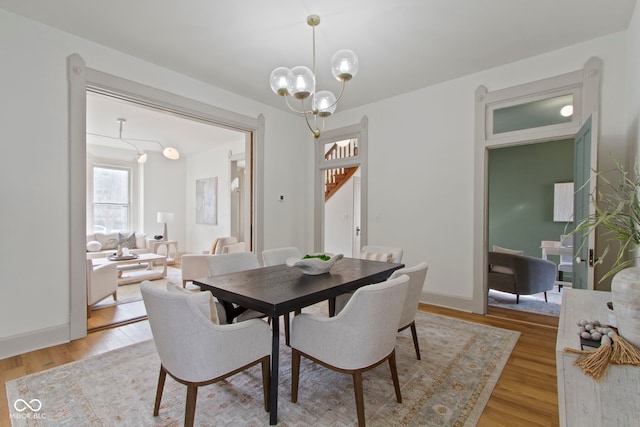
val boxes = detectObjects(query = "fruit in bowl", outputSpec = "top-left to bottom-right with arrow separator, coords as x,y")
286,253 -> 343,275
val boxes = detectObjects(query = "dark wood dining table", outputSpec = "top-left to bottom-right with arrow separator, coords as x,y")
194,256 -> 404,425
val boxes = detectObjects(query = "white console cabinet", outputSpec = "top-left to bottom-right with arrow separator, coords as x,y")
556,288 -> 640,426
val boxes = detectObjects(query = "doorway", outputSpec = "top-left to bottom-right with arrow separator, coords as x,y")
473,57 -> 602,315
314,118 -> 368,253
69,54 -> 265,339
85,90 -> 253,330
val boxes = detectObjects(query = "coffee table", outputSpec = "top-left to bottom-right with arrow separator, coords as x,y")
92,253 -> 167,285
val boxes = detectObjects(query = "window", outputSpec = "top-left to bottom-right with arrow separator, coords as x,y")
92,166 -> 130,232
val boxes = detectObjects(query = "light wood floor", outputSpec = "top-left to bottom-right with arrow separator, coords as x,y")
0,304 -> 559,426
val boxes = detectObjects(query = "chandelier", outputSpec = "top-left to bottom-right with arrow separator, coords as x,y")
269,15 -> 359,139
88,118 -> 180,163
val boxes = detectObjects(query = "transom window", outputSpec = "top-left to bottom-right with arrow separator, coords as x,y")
92,166 -> 130,232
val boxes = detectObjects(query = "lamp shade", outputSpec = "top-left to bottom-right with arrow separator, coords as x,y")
157,212 -> 175,223
330,49 -> 359,81
162,147 -> 180,160
286,66 -> 315,100
314,91 -> 337,117
270,67 -> 290,96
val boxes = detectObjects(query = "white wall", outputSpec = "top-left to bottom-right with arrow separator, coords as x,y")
186,141 -> 244,253
328,31 -> 630,306
0,9 -> 309,357
1,5 -> 638,357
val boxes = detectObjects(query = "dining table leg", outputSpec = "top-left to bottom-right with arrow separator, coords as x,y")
269,314 -> 280,425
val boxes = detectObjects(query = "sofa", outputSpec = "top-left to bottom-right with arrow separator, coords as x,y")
487,251 -> 557,303
86,231 -> 150,259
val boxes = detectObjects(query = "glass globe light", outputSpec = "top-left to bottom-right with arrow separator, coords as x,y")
330,49 -> 359,82
269,67 -> 290,96
314,91 -> 337,117
286,66 -> 315,100
137,152 -> 148,163
163,147 -> 180,160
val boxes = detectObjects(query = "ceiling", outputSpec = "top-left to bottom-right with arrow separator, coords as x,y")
2,0 -> 637,155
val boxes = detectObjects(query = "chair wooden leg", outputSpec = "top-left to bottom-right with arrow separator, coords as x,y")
544,291 -> 548,302
184,384 -> 198,427
409,322 -> 421,360
284,313 -> 291,346
261,356 -> 271,412
153,365 -> 167,416
516,294 -> 520,304
352,371 -> 366,427
389,350 -> 402,403
291,349 -> 301,403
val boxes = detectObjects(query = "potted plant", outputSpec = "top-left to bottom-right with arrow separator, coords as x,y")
570,157 -> 640,348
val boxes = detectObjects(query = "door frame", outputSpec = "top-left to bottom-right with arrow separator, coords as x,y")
472,57 -> 602,314
68,54 -> 265,339
314,117 -> 368,253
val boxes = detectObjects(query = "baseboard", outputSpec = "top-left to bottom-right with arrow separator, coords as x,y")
419,291 -> 475,313
0,324 -> 69,360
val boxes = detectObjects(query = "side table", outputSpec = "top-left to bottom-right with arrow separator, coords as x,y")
148,239 -> 178,265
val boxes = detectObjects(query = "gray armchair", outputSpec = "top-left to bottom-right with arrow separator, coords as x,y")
488,251 -> 557,304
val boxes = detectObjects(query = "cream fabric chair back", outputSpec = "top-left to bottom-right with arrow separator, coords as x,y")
390,262 -> 429,330
206,252 -> 261,277
262,247 -> 302,266
292,274 -> 409,370
360,245 -> 403,263
140,281 -> 270,382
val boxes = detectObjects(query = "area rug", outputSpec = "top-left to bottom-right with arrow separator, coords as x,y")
488,288 -> 563,317
6,309 -> 519,426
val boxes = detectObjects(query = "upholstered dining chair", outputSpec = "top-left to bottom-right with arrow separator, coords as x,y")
262,246 -> 302,267
389,262 -> 429,359
360,245 -> 404,264
330,244 -> 404,317
140,282 -> 271,427
334,262 -> 428,360
261,246 -> 303,345
206,252 -> 266,323
86,258 -> 118,317
290,275 -> 410,427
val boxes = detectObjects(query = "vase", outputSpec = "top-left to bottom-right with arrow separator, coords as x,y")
611,267 -> 640,348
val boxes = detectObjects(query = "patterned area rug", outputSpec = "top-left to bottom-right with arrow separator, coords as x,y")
488,288 -> 563,317
6,308 -> 519,426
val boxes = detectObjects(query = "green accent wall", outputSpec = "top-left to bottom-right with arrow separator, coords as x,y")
488,140 -> 574,261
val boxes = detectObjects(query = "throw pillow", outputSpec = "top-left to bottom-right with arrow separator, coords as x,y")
491,245 -> 524,274
135,233 -> 147,250
95,232 -> 119,250
360,250 -> 393,263
167,283 -> 219,324
118,232 -> 137,249
86,240 -> 102,252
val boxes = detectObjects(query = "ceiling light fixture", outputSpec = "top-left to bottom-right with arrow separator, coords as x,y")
269,15 -> 359,139
88,118 -> 180,163
560,105 -> 574,117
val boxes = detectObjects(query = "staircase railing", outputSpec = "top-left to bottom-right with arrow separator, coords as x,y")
324,139 -> 358,201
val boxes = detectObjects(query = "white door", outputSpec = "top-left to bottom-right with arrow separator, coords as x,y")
572,114 -> 598,290
352,176 -> 361,256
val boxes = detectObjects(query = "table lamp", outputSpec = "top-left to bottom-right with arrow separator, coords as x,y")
157,212 -> 175,241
